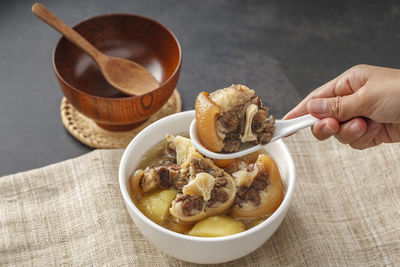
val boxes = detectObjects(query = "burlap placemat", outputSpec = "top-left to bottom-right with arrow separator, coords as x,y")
1,129 -> 399,266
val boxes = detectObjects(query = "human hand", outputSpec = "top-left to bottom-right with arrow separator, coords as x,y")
284,64 -> 400,149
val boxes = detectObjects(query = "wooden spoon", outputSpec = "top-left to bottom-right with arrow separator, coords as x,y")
32,3 -> 159,96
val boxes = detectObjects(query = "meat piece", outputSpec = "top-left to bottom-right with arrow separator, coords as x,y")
191,157 -> 211,174
170,164 -> 180,170
236,186 -> 260,206
166,142 -> 177,158
257,115 -> 275,144
214,188 -> 228,202
237,185 -> 248,199
174,177 -> 188,193
170,151 -> 238,222
235,171 -> 267,206
156,166 -> 172,188
258,132 -> 273,145
223,132 -> 241,152
147,156 -> 178,170
223,140 -> 240,153
216,102 -> 249,152
155,163 -> 182,189
214,177 -> 228,188
196,84 -> 275,153
218,110 -> 239,132
189,157 -> 226,178
212,88 -> 275,153
233,103 -> 248,136
207,188 -> 228,207
224,160 -> 248,175
139,162 -> 182,191
177,195 -> 205,216
252,178 -> 268,191
161,157 -> 177,166
169,168 -> 181,180
140,168 -> 159,193
255,169 -> 268,181
209,168 -> 224,178
246,187 -> 261,206
173,167 -> 189,193
235,186 -> 248,207
251,110 -> 267,133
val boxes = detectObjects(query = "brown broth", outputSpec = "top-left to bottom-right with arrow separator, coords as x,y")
129,136 -> 280,236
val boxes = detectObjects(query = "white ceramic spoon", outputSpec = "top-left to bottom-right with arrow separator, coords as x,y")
190,114 -> 319,159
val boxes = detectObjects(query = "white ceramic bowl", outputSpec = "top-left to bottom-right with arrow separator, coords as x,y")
119,110 -> 296,264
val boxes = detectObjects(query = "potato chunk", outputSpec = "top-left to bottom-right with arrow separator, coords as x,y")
188,216 -> 245,237
140,189 -> 177,222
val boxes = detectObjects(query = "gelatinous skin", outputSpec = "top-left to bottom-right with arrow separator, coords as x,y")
170,152 -> 236,223
195,92 -> 224,152
130,169 -> 144,198
231,154 -> 284,218
213,159 -> 233,168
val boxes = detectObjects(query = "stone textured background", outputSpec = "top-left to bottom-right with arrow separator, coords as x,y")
1,0 -> 400,175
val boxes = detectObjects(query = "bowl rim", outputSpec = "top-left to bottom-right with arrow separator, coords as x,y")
52,13 -> 182,101
119,110 -> 296,242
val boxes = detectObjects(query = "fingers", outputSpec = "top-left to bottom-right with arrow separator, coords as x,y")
311,118 -> 340,140
311,117 -> 368,143
307,90 -> 367,122
348,120 -> 383,149
283,97 -> 312,120
333,118 -> 368,144
311,117 -> 384,150
284,65 -> 369,120
283,76 -> 341,120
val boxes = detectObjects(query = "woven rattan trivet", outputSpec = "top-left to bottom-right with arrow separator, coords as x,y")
60,89 -> 182,149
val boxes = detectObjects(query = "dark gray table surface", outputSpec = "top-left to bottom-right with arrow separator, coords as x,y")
1,0 -> 400,176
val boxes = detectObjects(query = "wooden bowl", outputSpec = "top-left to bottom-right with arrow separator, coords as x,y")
53,14 -> 182,131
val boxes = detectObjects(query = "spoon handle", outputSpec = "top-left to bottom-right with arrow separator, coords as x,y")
32,3 -> 104,62
272,114 -> 319,141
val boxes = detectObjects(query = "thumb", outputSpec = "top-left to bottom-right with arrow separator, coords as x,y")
307,94 -> 365,122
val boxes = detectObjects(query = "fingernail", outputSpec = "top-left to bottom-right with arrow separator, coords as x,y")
321,123 -> 336,135
308,99 -> 325,114
349,120 -> 362,133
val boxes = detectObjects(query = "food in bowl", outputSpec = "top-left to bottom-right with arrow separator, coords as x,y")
129,134 -> 284,237
195,84 -> 275,152
119,110 -> 295,263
